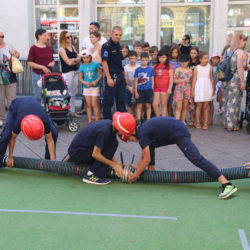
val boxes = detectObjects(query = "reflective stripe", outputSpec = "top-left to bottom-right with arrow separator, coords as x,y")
117,115 -> 129,134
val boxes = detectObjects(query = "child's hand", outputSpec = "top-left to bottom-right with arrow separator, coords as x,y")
85,82 -> 91,88
135,92 -> 139,99
167,88 -> 171,95
191,90 -> 194,98
92,80 -> 98,86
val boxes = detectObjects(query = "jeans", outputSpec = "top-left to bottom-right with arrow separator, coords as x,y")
62,71 -> 78,113
31,71 -> 41,100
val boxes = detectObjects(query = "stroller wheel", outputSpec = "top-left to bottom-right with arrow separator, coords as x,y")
239,111 -> 244,128
69,121 -> 80,132
246,123 -> 250,135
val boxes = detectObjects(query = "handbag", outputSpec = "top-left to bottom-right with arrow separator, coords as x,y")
11,55 -> 24,74
7,44 -> 24,74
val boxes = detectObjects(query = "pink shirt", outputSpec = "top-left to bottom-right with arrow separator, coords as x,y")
28,45 -> 53,74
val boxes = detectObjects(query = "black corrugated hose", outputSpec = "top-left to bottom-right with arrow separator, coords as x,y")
2,156 -> 249,183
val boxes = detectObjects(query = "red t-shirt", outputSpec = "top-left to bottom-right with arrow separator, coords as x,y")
153,63 -> 173,88
28,45 -> 53,74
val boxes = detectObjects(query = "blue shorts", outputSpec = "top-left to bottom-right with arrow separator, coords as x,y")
136,89 -> 153,104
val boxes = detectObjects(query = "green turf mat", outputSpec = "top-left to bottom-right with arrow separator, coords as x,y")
0,168 -> 249,250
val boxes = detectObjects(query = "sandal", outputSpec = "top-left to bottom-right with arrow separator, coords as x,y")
227,128 -> 233,132
203,124 -> 209,130
189,121 -> 194,127
195,123 -> 202,129
233,127 -> 240,131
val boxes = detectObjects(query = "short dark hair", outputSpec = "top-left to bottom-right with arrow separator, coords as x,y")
35,28 -> 47,40
133,41 -> 142,48
183,34 -> 190,42
128,50 -> 137,57
149,46 -> 158,53
142,42 -> 150,48
90,30 -> 101,40
140,52 -> 149,59
199,51 -> 208,60
90,21 -> 100,30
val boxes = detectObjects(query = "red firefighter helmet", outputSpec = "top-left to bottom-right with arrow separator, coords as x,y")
21,115 -> 45,141
113,112 -> 136,142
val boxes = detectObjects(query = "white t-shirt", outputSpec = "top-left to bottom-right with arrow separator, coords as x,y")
81,36 -> 107,50
124,64 -> 139,88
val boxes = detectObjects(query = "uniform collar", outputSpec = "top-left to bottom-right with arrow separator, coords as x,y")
110,38 -> 119,45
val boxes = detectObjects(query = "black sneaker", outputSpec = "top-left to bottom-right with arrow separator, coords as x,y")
82,173 -> 111,185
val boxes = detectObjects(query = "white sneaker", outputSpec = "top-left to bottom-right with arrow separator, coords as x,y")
0,120 -> 3,127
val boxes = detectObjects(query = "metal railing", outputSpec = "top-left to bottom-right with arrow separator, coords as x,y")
17,58 -> 83,96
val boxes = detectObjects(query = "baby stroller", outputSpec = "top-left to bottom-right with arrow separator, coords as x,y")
240,70 -> 250,134
41,73 -> 80,132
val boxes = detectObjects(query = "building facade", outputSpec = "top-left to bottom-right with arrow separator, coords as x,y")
0,0 -> 249,58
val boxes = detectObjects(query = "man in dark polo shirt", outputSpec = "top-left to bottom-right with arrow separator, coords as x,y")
101,26 -> 127,120
126,117 -> 237,199
0,97 -> 58,168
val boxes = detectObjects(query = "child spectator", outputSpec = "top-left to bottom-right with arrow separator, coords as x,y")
188,46 -> 200,126
172,54 -> 193,124
124,51 -> 138,114
121,44 -> 129,67
153,49 -> 173,117
168,45 -> 181,116
210,53 -> 222,116
142,42 -> 150,54
192,51 -> 214,130
133,41 -> 143,67
134,52 -> 155,124
79,49 -> 103,125
149,46 -> 158,67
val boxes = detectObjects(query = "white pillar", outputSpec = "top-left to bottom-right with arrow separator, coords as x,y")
0,0 -> 34,57
79,0 -> 94,49
211,0 -> 228,55
145,0 -> 159,46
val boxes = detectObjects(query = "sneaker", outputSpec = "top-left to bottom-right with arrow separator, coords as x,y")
218,184 -> 238,199
0,120 -> 3,127
82,173 -> 111,185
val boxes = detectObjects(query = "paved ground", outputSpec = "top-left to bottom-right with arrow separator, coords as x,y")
2,100 -> 250,171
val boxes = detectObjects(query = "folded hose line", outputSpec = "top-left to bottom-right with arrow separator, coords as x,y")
2,156 -> 249,183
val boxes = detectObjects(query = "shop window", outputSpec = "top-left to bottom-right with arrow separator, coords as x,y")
97,6 -> 145,46
160,8 -> 174,46
160,5 -> 210,51
228,5 -> 250,28
35,0 -> 79,55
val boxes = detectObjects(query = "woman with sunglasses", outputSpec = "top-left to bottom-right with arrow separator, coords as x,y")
180,34 -> 192,56
0,29 -> 20,127
59,31 -> 81,118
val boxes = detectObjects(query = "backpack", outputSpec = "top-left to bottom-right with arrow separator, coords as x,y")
216,49 -> 237,82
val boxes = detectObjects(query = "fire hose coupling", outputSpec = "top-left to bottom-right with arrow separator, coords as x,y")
120,152 -> 135,183
122,165 -> 135,183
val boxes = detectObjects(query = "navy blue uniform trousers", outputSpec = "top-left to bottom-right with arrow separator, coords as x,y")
102,72 -> 127,120
149,136 -> 221,180
69,140 -> 118,178
0,111 -> 58,167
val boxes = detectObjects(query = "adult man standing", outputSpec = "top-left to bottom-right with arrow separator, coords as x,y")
81,22 -> 107,51
102,26 -> 127,119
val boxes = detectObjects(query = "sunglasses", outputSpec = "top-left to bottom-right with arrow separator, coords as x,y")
66,36 -> 71,39
0,36 -> 4,38
182,38 -> 187,41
